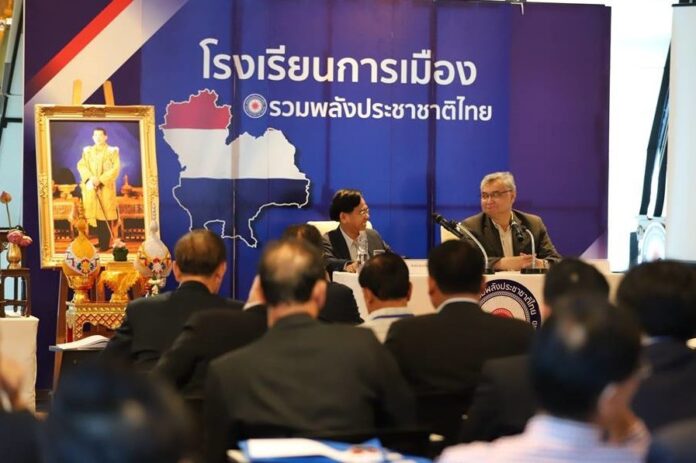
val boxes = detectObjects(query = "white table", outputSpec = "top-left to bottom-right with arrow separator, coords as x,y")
334,260 -> 623,328
0,316 -> 38,411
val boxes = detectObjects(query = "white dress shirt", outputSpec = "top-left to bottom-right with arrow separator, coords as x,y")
438,414 -> 649,463
491,216 -> 514,258
360,307 -> 415,343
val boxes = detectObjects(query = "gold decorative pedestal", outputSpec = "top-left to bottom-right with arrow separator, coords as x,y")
6,242 -> 22,269
97,261 -> 142,303
66,301 -> 126,341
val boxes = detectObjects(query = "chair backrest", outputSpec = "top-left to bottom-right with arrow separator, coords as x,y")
415,391 -> 472,447
440,225 -> 459,243
307,221 -> 373,236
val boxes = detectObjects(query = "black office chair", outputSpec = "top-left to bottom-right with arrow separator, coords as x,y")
415,391 -> 472,449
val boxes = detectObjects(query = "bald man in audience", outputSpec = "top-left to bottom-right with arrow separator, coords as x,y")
102,229 -> 242,370
204,239 -> 414,462
358,253 -> 415,342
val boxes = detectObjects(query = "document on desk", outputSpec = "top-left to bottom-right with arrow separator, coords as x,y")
242,438 -> 387,462
54,335 -> 109,350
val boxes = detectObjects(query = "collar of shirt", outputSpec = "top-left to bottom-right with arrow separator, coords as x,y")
340,226 -> 358,261
367,306 -> 415,321
525,415 -> 602,446
435,296 -> 480,313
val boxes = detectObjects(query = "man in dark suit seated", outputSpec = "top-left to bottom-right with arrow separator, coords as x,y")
460,258 -> 610,443
322,189 -> 392,274
358,252 -> 415,342
154,224 -> 362,399
617,260 -> 696,431
285,224 -> 362,324
204,238 -> 414,462
101,229 -> 242,370
384,240 -> 533,434
459,171 -> 560,271
439,295 -> 649,462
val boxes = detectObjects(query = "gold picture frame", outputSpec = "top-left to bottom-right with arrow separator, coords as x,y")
35,105 -> 160,268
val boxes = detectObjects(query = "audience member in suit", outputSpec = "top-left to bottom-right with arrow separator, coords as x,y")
459,171 -> 560,271
153,304 -> 267,397
358,253 -> 415,342
155,224 -> 363,399
461,258 -> 610,442
101,229 -> 242,370
648,418 -> 696,463
385,240 -> 533,406
617,260 -> 696,431
41,363 -> 194,463
322,189 -> 392,274
285,224 -> 362,324
0,354 -> 40,463
440,295 -> 650,462
204,239 -> 415,462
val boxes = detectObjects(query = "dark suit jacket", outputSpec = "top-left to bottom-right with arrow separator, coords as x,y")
101,281 -> 242,370
322,226 -> 392,273
318,281 -> 363,324
460,354 -> 536,443
460,210 -> 561,269
153,305 -> 268,396
0,411 -> 40,463
205,313 -> 415,462
633,339 -> 696,431
648,418 -> 696,463
385,301 -> 533,403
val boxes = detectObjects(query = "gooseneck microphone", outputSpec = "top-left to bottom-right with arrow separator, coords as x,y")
510,220 -> 525,243
432,213 -> 494,274
432,213 -> 464,239
514,221 -> 546,274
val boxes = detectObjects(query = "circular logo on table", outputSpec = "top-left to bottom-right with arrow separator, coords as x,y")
243,93 -> 267,118
480,279 -> 542,329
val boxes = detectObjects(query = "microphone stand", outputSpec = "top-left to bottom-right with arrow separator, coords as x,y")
520,228 -> 546,274
455,222 -> 494,274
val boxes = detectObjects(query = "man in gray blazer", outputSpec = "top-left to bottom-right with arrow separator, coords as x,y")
204,239 -> 414,462
460,172 -> 560,271
322,189 -> 392,273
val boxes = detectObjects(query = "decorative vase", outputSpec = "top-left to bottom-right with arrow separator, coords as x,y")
7,242 -> 21,269
101,261 -> 141,303
134,222 -> 172,296
62,204 -> 100,303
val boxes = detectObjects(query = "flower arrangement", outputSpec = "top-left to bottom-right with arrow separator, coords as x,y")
7,228 -> 32,248
112,239 -> 128,261
1,190 -> 33,250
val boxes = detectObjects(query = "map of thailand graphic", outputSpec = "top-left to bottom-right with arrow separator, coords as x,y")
160,90 -> 310,247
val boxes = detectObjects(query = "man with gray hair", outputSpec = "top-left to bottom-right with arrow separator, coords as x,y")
204,239 -> 414,462
460,171 -> 560,271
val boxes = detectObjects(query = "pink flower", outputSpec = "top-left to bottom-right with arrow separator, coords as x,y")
19,236 -> 32,247
7,229 -> 23,244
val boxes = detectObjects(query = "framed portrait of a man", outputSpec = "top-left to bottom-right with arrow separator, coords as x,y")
35,105 -> 159,268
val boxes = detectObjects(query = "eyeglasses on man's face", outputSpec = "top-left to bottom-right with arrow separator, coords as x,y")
480,190 -> 511,200
356,207 -> 370,216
